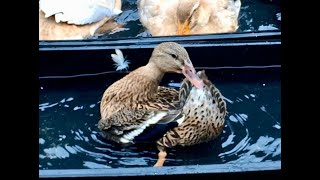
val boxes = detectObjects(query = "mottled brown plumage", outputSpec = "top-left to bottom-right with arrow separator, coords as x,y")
154,70 -> 227,167
98,42 -> 204,144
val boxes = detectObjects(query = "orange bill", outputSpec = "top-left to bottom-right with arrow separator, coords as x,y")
177,21 -> 191,35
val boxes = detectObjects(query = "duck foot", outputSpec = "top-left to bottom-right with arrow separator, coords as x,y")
154,150 -> 167,167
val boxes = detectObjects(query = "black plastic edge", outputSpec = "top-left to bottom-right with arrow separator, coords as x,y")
39,161 -> 281,178
39,31 -> 281,51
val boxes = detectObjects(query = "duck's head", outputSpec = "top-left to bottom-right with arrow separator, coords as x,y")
176,0 -> 202,35
150,42 -> 204,89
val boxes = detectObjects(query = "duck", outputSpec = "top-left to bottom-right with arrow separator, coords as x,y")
137,0 -> 241,36
98,42 -> 204,145
39,0 -> 123,40
154,70 -> 227,167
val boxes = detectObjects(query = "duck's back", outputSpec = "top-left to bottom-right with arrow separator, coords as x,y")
138,0 -> 179,36
100,67 -> 159,119
190,0 -> 241,34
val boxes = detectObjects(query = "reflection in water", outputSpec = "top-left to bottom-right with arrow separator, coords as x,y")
39,68 -> 281,169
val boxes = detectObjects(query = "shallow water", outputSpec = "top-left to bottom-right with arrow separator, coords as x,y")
39,67 -> 281,169
101,0 -> 281,39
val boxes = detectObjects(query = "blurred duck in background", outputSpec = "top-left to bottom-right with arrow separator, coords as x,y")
39,0 -> 123,40
138,0 -> 241,36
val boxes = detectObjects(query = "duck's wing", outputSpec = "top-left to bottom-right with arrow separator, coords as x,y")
39,10 -> 119,40
211,0 -> 241,33
63,0 -> 122,25
137,0 -> 179,36
98,86 -> 183,144
98,106 -> 183,144
39,0 -> 65,18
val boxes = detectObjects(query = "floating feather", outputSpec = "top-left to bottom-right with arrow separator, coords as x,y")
276,13 -> 281,21
111,49 -> 130,71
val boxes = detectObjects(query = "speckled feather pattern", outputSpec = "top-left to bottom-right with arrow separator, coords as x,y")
157,71 -> 227,148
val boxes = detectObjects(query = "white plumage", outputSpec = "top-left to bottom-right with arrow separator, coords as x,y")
39,0 -> 122,25
111,49 -> 130,71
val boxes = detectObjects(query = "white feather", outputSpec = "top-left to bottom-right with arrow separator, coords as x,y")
119,112 -> 167,143
39,0 -> 122,25
111,49 -> 130,71
176,114 -> 185,125
119,137 -> 130,143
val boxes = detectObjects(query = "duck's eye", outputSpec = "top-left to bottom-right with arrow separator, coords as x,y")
169,53 -> 178,59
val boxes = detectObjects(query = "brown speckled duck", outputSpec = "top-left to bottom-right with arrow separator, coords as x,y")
98,42 -> 204,144
154,70 -> 227,167
138,0 -> 241,36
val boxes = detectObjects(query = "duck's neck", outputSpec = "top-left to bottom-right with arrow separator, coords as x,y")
144,61 -> 165,85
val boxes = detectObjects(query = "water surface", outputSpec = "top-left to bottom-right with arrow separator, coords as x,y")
39,67 -> 281,169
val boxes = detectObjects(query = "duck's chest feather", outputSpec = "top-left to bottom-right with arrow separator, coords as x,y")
156,81 -> 226,148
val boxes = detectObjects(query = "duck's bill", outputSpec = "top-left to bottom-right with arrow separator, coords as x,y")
177,21 -> 191,35
182,62 -> 204,89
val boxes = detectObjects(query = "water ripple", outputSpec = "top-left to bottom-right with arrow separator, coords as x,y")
39,70 -> 281,169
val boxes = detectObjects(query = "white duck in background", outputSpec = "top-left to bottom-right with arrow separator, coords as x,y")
39,0 -> 123,40
39,0 -> 122,25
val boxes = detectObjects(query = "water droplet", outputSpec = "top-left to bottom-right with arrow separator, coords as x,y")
66,97 -> 74,102
273,124 -> 281,129
39,138 -> 45,144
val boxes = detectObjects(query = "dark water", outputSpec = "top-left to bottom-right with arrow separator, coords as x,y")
101,0 -> 281,39
39,67 -> 281,169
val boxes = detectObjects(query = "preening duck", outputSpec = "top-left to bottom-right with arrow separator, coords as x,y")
98,42 -> 204,145
98,43 -> 226,167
